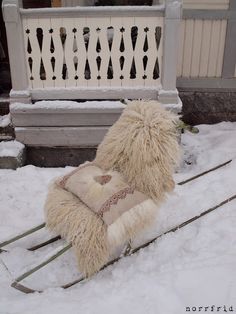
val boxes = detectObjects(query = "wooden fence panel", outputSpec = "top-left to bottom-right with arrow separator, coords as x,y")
190,19 -> 203,77
182,19 -> 194,77
178,19 -> 227,78
199,20 -> 212,77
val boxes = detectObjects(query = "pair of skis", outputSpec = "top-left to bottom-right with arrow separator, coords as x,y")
0,159 -> 235,294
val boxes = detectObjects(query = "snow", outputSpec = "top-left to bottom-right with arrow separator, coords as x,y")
0,140 -> 25,157
0,122 -> 236,314
11,100 -> 126,111
0,114 -> 11,128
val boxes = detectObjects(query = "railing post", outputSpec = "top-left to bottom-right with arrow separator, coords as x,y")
2,0 -> 31,103
159,0 -> 182,106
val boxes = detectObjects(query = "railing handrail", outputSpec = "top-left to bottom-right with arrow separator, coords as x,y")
19,4 -> 165,18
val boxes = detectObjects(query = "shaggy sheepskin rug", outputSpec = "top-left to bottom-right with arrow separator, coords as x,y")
95,100 -> 180,202
44,100 -> 181,277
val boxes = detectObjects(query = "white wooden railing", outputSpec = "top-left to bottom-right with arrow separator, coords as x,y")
2,0 -> 182,105
23,16 -> 162,89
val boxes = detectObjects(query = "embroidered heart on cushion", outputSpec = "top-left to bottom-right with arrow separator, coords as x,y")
94,175 -> 112,185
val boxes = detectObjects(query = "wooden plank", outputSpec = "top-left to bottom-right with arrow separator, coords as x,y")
190,19 -> 203,77
121,17 -> 134,87
26,18 -> 43,88
74,17 -> 87,87
50,17 -> 65,87
109,17 -> 122,87
22,18 -> 33,89
216,20 -> 227,77
40,18 -> 54,88
182,19 -> 194,77
177,20 -> 185,77
155,17 -> 163,87
15,126 -> 110,146
132,17 -> 145,86
207,20 -> 221,77
87,18 -> 110,88
63,17 -> 77,87
86,20 -> 99,87
145,20 -> 160,87
199,20 -> 212,77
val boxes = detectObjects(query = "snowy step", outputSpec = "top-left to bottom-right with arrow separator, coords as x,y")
10,101 -> 126,147
0,114 -> 15,141
15,126 -> 109,147
0,140 -> 26,169
0,114 -> 11,129
10,101 -> 125,127
0,134 -> 14,141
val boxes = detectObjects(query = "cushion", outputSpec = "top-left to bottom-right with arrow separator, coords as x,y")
57,163 -> 150,226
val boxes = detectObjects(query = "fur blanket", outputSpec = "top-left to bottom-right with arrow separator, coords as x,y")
44,100 -> 181,277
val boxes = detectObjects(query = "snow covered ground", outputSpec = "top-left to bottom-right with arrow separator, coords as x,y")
0,122 -> 236,314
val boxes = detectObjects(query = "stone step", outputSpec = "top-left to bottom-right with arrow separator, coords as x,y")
0,140 -> 26,169
10,100 -> 125,127
11,100 -> 125,147
15,126 -> 109,147
0,114 -> 15,141
0,134 -> 14,141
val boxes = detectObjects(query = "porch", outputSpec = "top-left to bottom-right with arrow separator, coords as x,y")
1,0 -> 236,166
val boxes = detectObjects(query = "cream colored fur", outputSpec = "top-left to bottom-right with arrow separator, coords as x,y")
44,182 -> 109,277
45,181 -> 157,276
107,199 -> 157,249
44,100 -> 181,276
95,100 -> 181,202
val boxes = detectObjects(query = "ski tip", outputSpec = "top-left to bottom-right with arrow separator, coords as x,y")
11,281 -> 41,294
